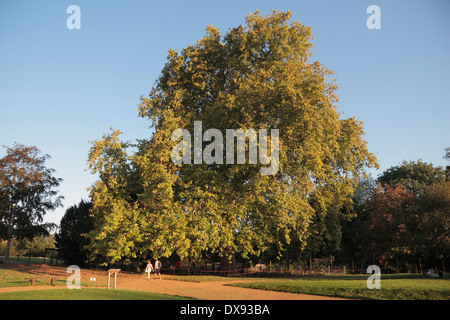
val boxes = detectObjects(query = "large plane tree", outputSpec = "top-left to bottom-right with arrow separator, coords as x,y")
86,11 -> 378,266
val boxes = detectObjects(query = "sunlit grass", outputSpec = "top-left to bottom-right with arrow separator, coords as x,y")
0,288 -> 194,300
229,274 -> 450,300
0,266 -> 106,288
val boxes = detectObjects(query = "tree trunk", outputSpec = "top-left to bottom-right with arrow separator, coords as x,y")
219,247 -> 236,275
5,225 -> 13,263
418,257 -> 423,273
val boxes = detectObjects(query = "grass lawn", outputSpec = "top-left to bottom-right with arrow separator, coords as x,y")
229,274 -> 450,300
0,267 -> 194,300
0,267 -> 56,288
0,288 -> 194,300
0,266 -> 107,288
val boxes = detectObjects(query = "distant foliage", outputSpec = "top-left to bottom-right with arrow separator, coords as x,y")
55,200 -> 94,266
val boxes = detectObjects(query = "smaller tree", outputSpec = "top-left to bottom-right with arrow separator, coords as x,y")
414,181 -> 450,270
367,184 -> 417,270
377,160 -> 446,195
55,199 -> 94,266
0,144 -> 63,262
338,177 -> 378,266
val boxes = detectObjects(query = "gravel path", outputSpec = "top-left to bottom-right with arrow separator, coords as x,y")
115,274 -> 346,300
0,265 -> 347,300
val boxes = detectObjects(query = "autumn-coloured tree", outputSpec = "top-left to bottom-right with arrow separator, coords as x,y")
340,164 -> 449,271
367,184 -> 417,269
0,144 -> 63,262
87,11 -> 378,266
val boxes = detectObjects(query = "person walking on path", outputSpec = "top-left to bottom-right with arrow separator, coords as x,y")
154,259 -> 162,279
145,261 -> 153,280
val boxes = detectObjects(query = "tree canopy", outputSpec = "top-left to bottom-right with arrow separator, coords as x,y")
86,10 -> 378,265
377,160 -> 446,195
0,143 -> 62,261
339,159 -> 449,272
55,199 -> 94,266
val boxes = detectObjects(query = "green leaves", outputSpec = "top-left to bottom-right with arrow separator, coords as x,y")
377,160 -> 446,196
0,143 -> 63,261
87,10 -> 377,265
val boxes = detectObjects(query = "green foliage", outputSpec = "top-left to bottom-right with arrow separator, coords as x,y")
86,10 -> 377,265
55,200 -> 94,266
0,239 -> 17,257
414,181 -> 450,264
15,234 -> 56,257
0,143 -> 63,261
341,163 -> 449,271
377,160 -> 446,195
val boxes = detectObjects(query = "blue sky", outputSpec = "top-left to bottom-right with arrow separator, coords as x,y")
1,0 -> 449,225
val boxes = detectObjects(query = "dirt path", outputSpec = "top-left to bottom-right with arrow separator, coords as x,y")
0,276 -> 345,300
115,274 -> 346,300
0,265 -> 346,300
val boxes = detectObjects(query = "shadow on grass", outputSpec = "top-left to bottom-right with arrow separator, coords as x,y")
0,288 -> 196,300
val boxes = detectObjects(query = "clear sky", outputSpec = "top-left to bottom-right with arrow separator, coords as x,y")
1,0 -> 449,225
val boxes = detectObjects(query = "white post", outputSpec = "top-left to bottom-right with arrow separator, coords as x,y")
106,269 -> 120,289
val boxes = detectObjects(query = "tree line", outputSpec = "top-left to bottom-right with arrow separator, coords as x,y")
2,146 -> 447,272
52,159 -> 450,273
